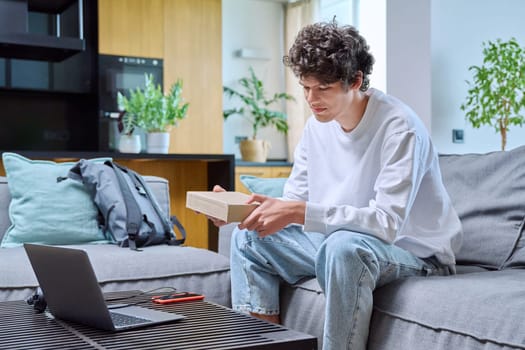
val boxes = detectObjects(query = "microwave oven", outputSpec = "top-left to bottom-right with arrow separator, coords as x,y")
98,54 -> 163,151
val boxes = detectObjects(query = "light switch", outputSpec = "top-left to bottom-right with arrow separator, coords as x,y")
452,129 -> 464,143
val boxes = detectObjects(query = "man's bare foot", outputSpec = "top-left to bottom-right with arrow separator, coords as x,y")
250,312 -> 280,324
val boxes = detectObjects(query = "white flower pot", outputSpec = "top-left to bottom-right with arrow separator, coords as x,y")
146,132 -> 170,154
118,135 -> 141,153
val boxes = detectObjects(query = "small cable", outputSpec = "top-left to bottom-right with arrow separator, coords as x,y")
104,287 -> 177,302
107,299 -> 150,310
105,287 -> 177,310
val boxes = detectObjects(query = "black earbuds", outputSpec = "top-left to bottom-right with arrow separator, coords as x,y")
26,288 -> 47,313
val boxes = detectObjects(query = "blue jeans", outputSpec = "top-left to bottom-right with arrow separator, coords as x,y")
230,226 -> 452,350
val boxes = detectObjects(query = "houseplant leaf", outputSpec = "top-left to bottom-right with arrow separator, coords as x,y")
223,66 -> 294,140
460,38 -> 525,150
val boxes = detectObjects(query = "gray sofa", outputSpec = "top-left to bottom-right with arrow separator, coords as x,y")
0,175 -> 231,307
2,146 -> 524,350
219,145 -> 525,350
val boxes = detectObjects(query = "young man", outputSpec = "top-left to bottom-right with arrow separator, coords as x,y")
212,21 -> 462,350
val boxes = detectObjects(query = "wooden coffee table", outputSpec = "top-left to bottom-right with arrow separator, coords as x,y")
0,291 -> 317,350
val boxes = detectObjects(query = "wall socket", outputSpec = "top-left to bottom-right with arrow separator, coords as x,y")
235,136 -> 248,144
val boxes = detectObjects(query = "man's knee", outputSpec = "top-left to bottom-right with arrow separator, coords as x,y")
315,231 -> 383,289
317,231 -> 378,266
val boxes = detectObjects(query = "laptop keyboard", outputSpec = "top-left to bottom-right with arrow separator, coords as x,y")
110,312 -> 152,327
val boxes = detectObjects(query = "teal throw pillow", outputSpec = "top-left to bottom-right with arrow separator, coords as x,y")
239,175 -> 287,198
1,153 -> 111,248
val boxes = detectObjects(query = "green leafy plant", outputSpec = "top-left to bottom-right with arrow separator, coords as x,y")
460,38 -> 525,150
117,73 -> 189,134
223,67 -> 294,140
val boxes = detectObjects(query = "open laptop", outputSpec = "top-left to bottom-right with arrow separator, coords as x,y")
23,243 -> 185,331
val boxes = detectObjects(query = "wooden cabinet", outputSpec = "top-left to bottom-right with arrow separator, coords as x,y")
163,0 -> 223,155
98,0 -> 164,58
0,152 -> 234,251
98,0 -> 223,155
235,165 -> 292,194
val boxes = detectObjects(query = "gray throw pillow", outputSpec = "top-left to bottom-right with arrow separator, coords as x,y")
439,145 -> 525,269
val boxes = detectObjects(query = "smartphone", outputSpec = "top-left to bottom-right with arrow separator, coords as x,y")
152,292 -> 205,304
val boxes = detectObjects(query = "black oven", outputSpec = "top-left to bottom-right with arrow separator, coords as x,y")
98,54 -> 163,151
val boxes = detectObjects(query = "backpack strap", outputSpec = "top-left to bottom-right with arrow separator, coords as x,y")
169,215 -> 187,245
105,161 -> 143,251
128,168 -> 186,246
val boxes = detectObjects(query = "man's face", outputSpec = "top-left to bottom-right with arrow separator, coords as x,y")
299,76 -> 355,124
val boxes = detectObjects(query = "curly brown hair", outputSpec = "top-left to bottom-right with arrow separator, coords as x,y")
283,21 -> 374,91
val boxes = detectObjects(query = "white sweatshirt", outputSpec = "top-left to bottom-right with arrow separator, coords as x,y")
283,89 -> 463,265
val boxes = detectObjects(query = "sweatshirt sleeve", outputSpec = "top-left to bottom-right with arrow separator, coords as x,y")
303,131 -> 426,243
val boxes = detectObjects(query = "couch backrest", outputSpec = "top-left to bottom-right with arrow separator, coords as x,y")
439,145 -> 525,269
0,175 -> 171,243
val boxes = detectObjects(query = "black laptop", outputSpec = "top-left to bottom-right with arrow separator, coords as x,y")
24,243 -> 185,331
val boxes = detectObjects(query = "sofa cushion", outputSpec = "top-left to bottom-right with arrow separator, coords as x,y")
439,145 -> 525,269
281,278 -> 326,349
503,225 -> 525,268
1,153 -> 110,247
371,270 -> 525,349
0,244 -> 231,306
239,175 -> 287,197
277,263 -> 495,350
0,245 -> 230,286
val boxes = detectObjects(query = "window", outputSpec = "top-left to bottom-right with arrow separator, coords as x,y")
319,0 -> 358,26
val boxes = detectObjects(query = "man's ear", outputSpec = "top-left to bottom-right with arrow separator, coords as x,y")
350,71 -> 364,90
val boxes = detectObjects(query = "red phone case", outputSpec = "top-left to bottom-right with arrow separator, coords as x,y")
152,292 -> 205,304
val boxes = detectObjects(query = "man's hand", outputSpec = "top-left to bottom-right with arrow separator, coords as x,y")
239,194 -> 306,237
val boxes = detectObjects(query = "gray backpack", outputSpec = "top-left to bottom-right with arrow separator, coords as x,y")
63,160 -> 185,250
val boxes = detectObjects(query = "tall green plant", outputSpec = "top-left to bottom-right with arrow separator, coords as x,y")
460,38 -> 525,150
117,74 -> 189,133
223,67 -> 294,140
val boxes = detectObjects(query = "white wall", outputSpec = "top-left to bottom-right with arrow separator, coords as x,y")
359,0 -> 387,92
386,0 -> 432,131
222,0 -> 288,160
431,0 -> 525,153
385,0 -> 525,153
318,0 -> 386,92
224,0 -> 525,156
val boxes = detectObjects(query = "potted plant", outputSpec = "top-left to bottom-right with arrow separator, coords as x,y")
118,74 -> 190,154
460,38 -> 525,151
116,110 -> 141,154
223,67 -> 294,162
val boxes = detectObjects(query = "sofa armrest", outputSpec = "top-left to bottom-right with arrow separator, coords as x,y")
0,177 -> 11,241
218,223 -> 236,259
